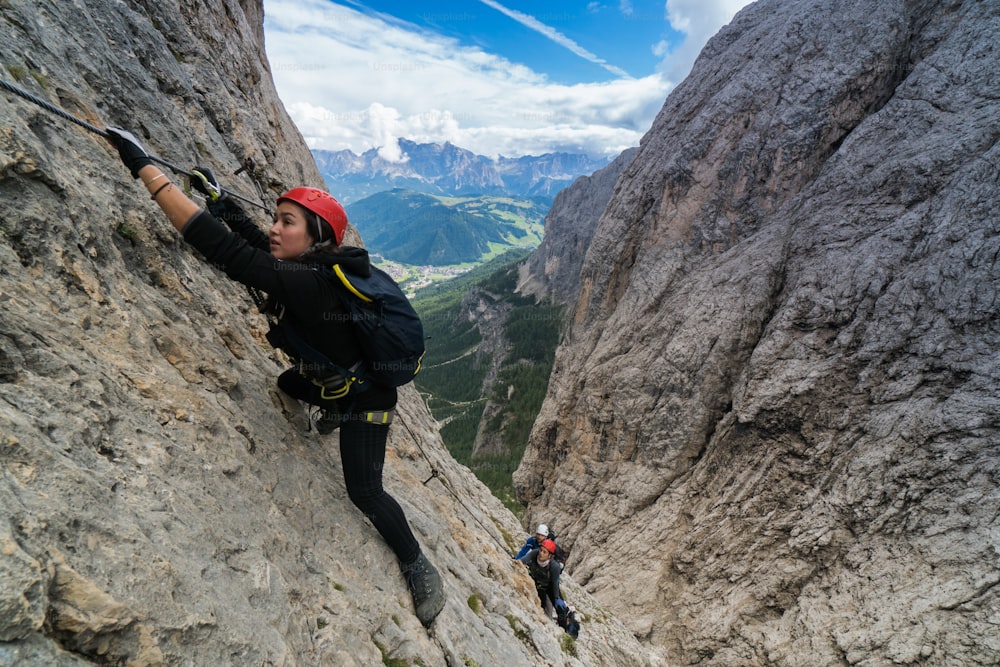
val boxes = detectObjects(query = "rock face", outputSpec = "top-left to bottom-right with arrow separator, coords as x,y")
519,147 -> 638,306
515,0 -> 1000,665
0,1 -> 655,665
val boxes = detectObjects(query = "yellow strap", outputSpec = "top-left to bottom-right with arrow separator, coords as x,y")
332,265 -> 373,303
311,376 -> 353,400
363,410 -> 395,425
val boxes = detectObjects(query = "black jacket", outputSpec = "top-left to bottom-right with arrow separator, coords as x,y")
519,548 -> 563,602
181,198 -> 364,371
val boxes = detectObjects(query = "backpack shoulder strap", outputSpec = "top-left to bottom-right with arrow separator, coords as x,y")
331,264 -> 374,303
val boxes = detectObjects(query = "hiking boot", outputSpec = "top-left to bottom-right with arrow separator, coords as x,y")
401,551 -> 445,627
311,407 -> 340,434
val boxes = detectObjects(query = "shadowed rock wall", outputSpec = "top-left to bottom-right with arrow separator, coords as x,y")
519,147 -> 639,306
516,0 -> 1000,664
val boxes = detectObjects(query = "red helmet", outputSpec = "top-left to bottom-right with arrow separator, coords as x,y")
541,539 -> 557,555
277,187 -> 348,245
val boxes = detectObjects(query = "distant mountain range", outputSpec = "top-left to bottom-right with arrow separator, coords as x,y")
345,189 -> 548,266
313,139 -> 611,204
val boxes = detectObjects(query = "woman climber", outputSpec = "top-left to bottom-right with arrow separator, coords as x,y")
105,127 -> 445,627
518,539 -> 563,616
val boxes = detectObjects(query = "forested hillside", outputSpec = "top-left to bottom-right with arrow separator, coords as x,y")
412,251 -> 563,512
347,189 -> 547,266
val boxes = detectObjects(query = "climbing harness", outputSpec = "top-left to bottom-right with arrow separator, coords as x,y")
0,76 -> 268,212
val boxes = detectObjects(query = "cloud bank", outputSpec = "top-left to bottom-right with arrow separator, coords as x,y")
263,0 -> 751,158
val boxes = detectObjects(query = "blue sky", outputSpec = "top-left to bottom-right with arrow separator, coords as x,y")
263,0 -> 753,159
349,1 -> 684,83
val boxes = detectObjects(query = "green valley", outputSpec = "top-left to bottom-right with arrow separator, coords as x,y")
410,251 -> 564,514
346,189 -> 548,266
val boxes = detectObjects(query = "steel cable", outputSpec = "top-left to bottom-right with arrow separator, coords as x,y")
395,408 -> 517,558
0,76 -> 268,211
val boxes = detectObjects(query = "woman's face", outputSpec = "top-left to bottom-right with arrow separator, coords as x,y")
269,201 -> 314,259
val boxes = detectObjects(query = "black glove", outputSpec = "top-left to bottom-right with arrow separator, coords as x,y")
105,127 -> 154,179
186,166 -> 222,202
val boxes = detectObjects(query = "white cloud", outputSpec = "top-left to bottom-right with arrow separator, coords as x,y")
476,0 -> 632,79
263,0 -> 752,158
661,0 -> 752,79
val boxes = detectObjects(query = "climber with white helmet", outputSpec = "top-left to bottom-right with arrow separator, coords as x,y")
514,523 -> 550,560
104,127 -> 445,627
514,522 -> 567,563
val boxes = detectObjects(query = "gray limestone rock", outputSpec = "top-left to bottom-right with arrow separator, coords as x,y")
0,518 -> 46,642
516,0 -> 1000,664
519,147 -> 639,306
0,0 -> 655,665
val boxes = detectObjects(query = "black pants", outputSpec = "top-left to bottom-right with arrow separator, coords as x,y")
278,369 -> 420,564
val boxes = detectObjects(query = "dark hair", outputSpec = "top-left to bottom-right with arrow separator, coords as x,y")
277,200 -> 333,245
257,210 -> 337,315
303,210 -> 324,243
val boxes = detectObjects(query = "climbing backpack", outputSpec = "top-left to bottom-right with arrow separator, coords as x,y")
546,531 -> 568,564
328,263 -> 425,387
555,599 -> 580,639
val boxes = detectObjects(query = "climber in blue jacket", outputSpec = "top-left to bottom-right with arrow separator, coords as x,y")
514,523 -> 550,560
